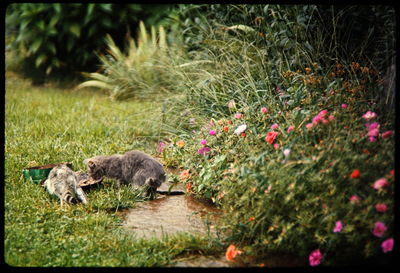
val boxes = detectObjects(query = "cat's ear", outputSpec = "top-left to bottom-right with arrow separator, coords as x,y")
84,159 -> 96,169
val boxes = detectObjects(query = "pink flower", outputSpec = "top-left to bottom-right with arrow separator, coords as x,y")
369,136 -> 377,142
260,107 -> 268,113
341,104 -> 347,109
287,125 -> 295,133
305,123 -> 314,129
369,122 -> 380,130
373,178 -> 389,190
273,143 -> 280,150
382,130 -> 393,139
309,249 -> 323,266
271,123 -> 279,129
234,113 -> 242,119
209,130 -> 216,136
197,146 -> 210,155
372,221 -> 387,237
328,115 -> 334,121
362,111 -> 377,121
381,238 -> 394,253
157,141 -> 166,153
349,195 -> 360,204
200,139 -> 207,145
283,148 -> 291,157
368,128 -> 379,137
312,115 -> 322,124
318,109 -> 328,117
375,203 -> 388,213
265,131 -> 279,144
333,221 -> 343,233
227,100 -> 236,109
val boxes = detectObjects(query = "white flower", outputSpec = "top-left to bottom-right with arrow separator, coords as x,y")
227,99 -> 236,109
234,124 -> 247,135
283,148 -> 291,157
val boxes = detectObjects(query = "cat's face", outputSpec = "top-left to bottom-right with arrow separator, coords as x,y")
83,159 -> 104,180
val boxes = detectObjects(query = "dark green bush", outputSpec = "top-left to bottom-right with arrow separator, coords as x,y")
6,3 -> 175,84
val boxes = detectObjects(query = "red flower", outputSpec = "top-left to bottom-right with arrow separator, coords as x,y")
375,203 -> 388,213
223,126 -> 229,132
351,169 -> 360,179
225,245 -> 241,261
265,131 -> 279,144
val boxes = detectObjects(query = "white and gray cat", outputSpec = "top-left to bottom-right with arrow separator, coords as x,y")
83,150 -> 166,196
44,164 -> 88,205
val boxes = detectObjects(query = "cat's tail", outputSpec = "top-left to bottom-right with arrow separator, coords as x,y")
61,191 -> 78,204
60,187 -> 88,204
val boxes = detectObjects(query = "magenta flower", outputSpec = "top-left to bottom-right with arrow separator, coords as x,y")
382,130 -> 393,139
271,123 -> 279,129
381,238 -> 394,253
341,104 -> 347,109
260,107 -> 268,113
309,249 -> 323,266
333,221 -> 343,233
197,146 -> 211,155
369,136 -> 377,142
209,130 -> 216,136
375,203 -> 388,213
157,141 -> 166,153
287,125 -> 295,133
372,221 -> 387,237
200,139 -> 207,145
373,178 -> 389,190
362,111 -> 377,121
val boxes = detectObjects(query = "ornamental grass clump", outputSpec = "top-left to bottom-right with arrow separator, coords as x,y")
77,21 -> 185,100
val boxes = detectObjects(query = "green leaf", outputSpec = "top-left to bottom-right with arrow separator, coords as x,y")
47,43 -> 56,55
35,54 -> 47,67
99,4 -> 112,12
66,39 -> 75,52
69,24 -> 81,38
53,3 -> 61,13
30,38 -> 42,53
76,80 -> 113,90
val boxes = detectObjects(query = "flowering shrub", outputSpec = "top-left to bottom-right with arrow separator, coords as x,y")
160,63 -> 394,265
158,6 -> 394,266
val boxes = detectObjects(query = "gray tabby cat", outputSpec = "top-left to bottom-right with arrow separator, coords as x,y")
83,150 -> 166,195
44,164 -> 88,205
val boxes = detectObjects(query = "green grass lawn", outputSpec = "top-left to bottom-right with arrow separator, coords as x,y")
4,75 -> 222,266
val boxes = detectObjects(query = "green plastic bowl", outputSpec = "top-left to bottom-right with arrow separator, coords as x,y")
22,162 -> 72,184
